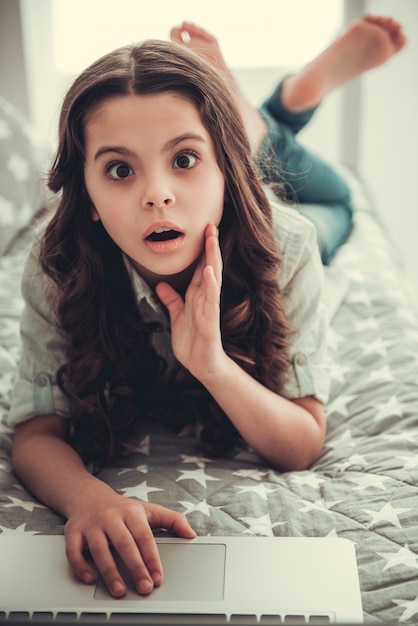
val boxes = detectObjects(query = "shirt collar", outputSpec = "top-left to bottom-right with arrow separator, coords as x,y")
122,254 -> 160,312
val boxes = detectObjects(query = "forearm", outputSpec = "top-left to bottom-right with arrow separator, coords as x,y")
200,356 -> 326,471
12,415 -> 114,519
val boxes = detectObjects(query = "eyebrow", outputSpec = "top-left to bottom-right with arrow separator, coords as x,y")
93,133 -> 207,162
164,133 -> 207,151
94,146 -> 135,161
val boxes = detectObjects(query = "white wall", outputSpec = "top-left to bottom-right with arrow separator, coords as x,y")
360,0 -> 418,311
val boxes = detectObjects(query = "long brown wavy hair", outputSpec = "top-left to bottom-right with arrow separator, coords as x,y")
41,39 -> 291,468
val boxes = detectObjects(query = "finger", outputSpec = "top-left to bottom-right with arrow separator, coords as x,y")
85,534 -> 127,598
155,282 -> 184,321
172,513 -> 198,538
109,524 -> 156,595
145,503 -> 196,538
204,225 -> 222,287
65,528 -> 97,586
125,514 -> 164,588
203,264 -> 220,309
188,254 -> 205,289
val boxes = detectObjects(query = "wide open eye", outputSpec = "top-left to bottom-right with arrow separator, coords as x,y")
107,162 -> 133,180
173,151 -> 198,170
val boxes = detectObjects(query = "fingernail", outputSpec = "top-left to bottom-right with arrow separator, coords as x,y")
112,580 -> 125,596
82,571 -> 95,584
138,578 -> 154,594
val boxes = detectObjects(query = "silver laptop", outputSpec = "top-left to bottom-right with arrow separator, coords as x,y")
0,535 -> 363,623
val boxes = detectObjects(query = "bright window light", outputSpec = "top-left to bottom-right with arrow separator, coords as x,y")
52,0 -> 343,74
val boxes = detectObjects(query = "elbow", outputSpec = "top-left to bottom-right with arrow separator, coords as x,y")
282,397 -> 327,471
271,450 -> 323,473
298,424 -> 326,471
267,421 -> 326,473
286,440 -> 325,472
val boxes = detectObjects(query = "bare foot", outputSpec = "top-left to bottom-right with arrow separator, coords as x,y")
171,22 -> 267,155
171,22 -> 230,74
282,14 -> 407,112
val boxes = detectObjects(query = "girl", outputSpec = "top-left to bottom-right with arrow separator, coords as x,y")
8,15 -> 405,599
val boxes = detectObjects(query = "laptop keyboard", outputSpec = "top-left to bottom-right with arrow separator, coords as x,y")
0,611 -> 333,624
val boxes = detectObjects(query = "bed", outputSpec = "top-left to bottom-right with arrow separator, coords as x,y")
1,89 -> 418,624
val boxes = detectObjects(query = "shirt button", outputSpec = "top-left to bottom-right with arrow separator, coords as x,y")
296,355 -> 306,367
37,375 -> 47,387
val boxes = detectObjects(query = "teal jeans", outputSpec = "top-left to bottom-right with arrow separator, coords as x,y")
258,81 -> 353,264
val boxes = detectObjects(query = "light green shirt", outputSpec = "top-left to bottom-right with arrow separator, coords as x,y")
7,200 -> 330,427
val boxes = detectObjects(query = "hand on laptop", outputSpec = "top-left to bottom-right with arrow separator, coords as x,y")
64,490 -> 196,597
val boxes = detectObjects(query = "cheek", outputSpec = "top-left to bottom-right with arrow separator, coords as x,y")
203,171 -> 225,225
91,206 -> 100,222
214,183 -> 226,226
84,171 -> 100,221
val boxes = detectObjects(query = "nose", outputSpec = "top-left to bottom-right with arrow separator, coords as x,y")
141,176 -> 175,210
144,197 -> 174,210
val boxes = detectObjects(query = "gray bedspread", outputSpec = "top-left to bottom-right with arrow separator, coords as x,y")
1,175 -> 418,623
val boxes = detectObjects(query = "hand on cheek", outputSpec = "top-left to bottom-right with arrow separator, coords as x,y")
156,224 -> 225,382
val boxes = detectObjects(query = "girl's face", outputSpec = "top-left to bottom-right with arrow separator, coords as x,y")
84,92 -> 225,287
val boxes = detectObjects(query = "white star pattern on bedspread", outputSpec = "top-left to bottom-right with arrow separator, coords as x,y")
0,119 -> 12,140
119,481 -> 164,501
0,524 -> 42,535
378,545 -> 418,571
1,173 -> 418,623
393,596 -> 418,622
176,468 -> 221,488
4,496 -> 46,513
0,96 -> 40,255
6,153 -> 30,182
362,503 -> 411,529
0,196 -> 15,225
239,513 -> 285,535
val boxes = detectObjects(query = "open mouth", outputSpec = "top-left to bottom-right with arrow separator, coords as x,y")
145,228 -> 183,242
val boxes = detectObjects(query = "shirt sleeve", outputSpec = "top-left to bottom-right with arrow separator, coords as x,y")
272,201 -> 332,404
7,241 -> 72,427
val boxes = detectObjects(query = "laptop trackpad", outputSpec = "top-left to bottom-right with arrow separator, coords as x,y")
95,542 -> 226,601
